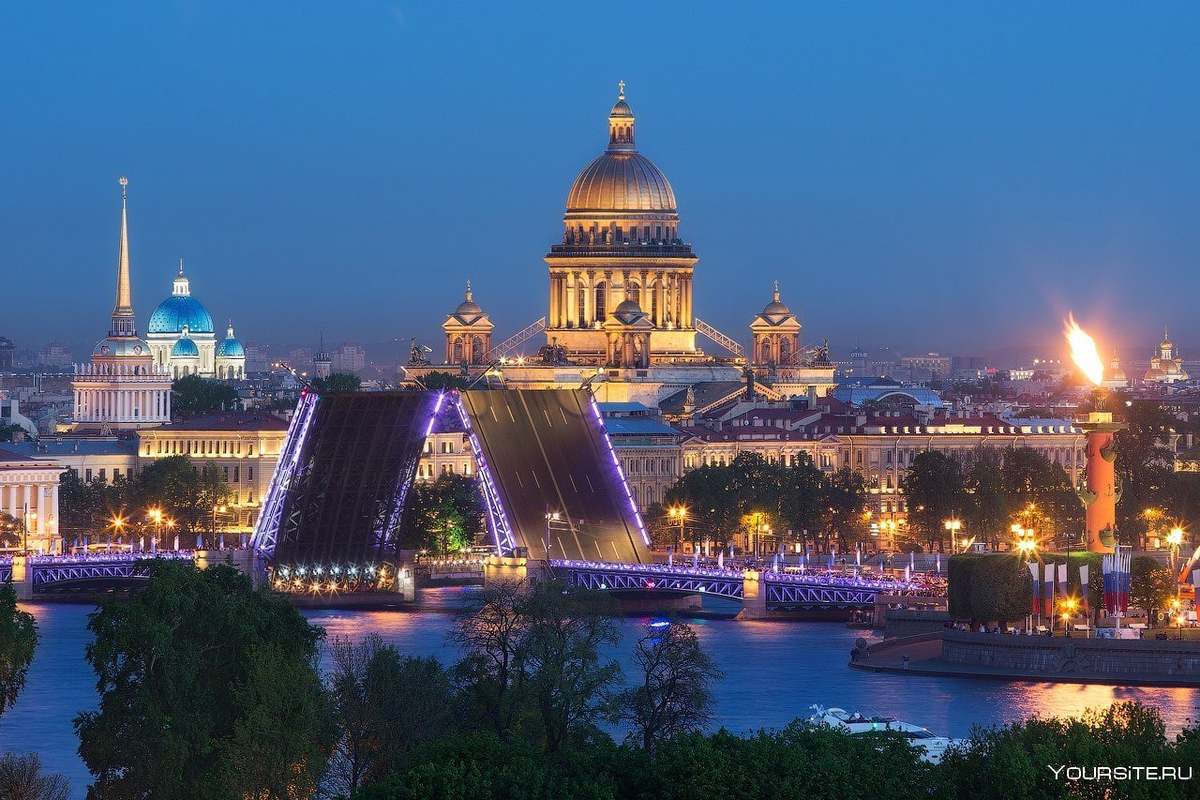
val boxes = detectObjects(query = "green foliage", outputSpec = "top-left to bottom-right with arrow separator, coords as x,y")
74,560 -> 330,798
172,373 -> 239,414
663,454 -> 862,552
613,619 -> 723,752
313,372 -> 363,393
1130,555 -> 1176,619
404,473 -> 485,554
422,371 -> 471,391
0,584 -> 37,720
902,451 -> 966,547
949,554 -> 1031,624
946,554 -> 981,620
0,423 -> 27,442
134,456 -> 230,535
1114,402 -> 1177,548
451,580 -> 622,753
933,702 -> 1185,799
327,634 -> 460,794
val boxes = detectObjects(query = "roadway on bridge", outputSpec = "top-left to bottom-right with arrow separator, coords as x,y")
460,389 -> 649,564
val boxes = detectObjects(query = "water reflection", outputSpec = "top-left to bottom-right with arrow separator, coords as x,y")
2,590 -> 1197,798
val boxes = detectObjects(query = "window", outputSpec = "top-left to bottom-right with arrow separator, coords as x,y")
100,469 -> 107,481
85,469 -> 93,482
233,466 -> 240,483
223,466 -> 230,480
248,467 -> 254,482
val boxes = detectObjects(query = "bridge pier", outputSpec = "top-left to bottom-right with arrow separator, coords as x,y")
483,553 -> 553,587
194,549 -> 268,590
736,570 -> 768,620
10,556 -> 33,601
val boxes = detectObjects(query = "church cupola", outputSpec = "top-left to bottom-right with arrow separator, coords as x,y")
608,81 -> 636,151
172,259 -> 191,296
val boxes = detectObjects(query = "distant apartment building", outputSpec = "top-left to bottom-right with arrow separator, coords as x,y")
898,353 -> 951,382
332,341 -> 367,374
243,342 -> 272,374
37,342 -> 72,369
0,337 -> 14,371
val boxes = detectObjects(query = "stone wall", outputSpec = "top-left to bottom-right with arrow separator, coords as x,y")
940,629 -> 1200,678
884,609 -> 952,638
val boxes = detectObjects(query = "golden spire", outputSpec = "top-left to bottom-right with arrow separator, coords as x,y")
111,177 -> 136,337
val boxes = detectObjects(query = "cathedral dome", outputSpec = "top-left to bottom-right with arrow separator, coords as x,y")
148,266 -> 215,334
614,299 -> 643,315
171,335 -> 200,358
215,324 -> 245,358
567,153 -> 676,212
565,85 -> 677,213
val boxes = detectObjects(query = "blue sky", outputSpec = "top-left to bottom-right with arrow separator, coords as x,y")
3,2 -> 1198,361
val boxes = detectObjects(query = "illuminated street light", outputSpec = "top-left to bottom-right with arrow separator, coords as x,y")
668,505 -> 687,552
944,518 -> 961,552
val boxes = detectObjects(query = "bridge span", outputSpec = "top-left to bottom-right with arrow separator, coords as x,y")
2,550 -> 258,599
543,559 -> 926,619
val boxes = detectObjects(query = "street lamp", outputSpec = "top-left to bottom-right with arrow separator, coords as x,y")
1167,527 -> 1184,581
544,507 -> 560,561
944,518 -> 961,553
668,505 -> 687,553
149,508 -> 163,548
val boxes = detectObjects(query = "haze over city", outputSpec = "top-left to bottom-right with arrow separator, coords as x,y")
4,2 -> 1198,361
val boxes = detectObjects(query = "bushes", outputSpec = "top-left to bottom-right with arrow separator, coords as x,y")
948,554 -> 1030,625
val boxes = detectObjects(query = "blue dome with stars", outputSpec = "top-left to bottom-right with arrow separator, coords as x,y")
215,324 -> 245,358
171,336 -> 200,358
147,266 -> 214,334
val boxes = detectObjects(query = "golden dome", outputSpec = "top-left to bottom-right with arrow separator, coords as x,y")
567,152 -> 676,212
565,84 -> 677,213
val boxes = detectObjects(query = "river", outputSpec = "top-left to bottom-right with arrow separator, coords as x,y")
3,589 -> 1197,796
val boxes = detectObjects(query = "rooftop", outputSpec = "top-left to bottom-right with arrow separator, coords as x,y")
150,412 -> 290,432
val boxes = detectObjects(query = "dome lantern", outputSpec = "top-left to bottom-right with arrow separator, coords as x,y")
608,80 -> 636,151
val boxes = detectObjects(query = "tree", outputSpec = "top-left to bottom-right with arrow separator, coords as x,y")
406,474 -> 485,554
132,455 -> 229,536
0,753 -> 71,800
218,643 -> 335,798
312,372 -> 362,393
0,513 -> 21,548
614,619 -> 723,752
964,450 -> 1006,549
779,456 -> 825,551
520,582 -> 621,753
1000,447 -> 1082,545
1115,402 -> 1177,548
902,451 -> 966,552
664,464 -> 739,547
0,423 -> 28,443
1130,556 -> 1176,623
422,371 -> 471,391
326,634 -> 459,795
822,468 -> 867,552
74,561 -> 329,798
450,580 -> 530,740
0,584 -> 37,721
172,373 -> 239,414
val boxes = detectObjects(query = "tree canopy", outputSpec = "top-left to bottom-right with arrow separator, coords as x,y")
171,373 -> 239,414
0,584 -> 37,722
74,560 -> 334,797
312,372 -> 362,393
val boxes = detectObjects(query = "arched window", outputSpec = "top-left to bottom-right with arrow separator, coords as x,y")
628,282 -> 640,307
595,281 -> 607,322
780,339 -> 791,363
453,337 -> 464,362
761,341 -> 772,363
471,337 -> 484,363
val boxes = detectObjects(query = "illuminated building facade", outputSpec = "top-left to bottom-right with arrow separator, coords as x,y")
72,179 -> 173,431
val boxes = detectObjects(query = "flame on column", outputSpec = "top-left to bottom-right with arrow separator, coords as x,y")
1064,313 -> 1104,386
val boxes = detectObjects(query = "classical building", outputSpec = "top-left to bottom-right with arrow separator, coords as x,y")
0,447 -> 61,552
1143,329 -> 1189,384
442,282 -> 494,365
426,86 -> 835,409
72,179 -> 173,431
147,263 -> 246,380
135,412 -> 289,533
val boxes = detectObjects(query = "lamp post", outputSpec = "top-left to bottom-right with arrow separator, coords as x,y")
944,518 -> 961,553
111,516 -> 125,549
1167,527 -> 1184,584
544,506 -> 560,561
668,505 -> 687,554
149,508 -> 163,549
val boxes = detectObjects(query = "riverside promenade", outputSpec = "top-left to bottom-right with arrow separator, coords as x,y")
850,629 -> 1200,688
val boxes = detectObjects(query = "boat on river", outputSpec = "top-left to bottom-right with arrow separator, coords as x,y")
808,705 -> 962,764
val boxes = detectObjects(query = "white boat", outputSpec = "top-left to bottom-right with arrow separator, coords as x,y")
808,705 -> 962,764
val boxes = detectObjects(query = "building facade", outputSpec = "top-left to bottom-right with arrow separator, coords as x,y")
0,447 -> 61,552
72,178 -> 174,431
135,412 -> 289,532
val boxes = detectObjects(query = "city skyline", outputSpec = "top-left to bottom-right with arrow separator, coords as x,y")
4,3 -> 1199,357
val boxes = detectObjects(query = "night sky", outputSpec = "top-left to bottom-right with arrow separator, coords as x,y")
4,2 -> 1198,362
